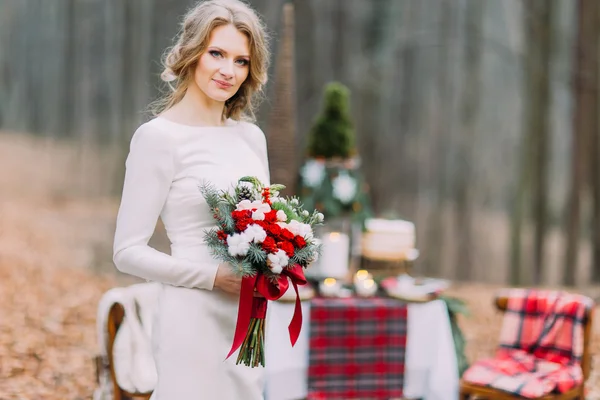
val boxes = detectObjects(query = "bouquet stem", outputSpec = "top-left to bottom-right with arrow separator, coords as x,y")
236,296 -> 267,368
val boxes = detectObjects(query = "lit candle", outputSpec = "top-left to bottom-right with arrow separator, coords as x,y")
353,269 -> 372,288
318,232 -> 350,279
356,278 -> 378,297
355,269 -> 369,280
319,277 -> 341,297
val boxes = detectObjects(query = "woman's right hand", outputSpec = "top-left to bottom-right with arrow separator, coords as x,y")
214,263 -> 242,295
213,263 -> 265,298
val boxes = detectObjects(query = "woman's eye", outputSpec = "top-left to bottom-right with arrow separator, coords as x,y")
209,50 -> 222,58
235,59 -> 249,66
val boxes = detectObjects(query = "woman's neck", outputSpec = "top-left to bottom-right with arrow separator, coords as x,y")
166,84 -> 226,127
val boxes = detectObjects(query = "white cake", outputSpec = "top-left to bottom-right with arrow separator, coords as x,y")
361,218 -> 418,261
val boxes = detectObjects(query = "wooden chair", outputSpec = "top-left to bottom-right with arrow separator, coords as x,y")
106,302 -> 153,400
459,291 -> 594,400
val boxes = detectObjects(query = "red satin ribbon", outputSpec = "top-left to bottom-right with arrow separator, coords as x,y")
226,264 -> 307,360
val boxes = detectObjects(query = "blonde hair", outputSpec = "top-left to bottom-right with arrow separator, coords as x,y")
152,0 -> 270,121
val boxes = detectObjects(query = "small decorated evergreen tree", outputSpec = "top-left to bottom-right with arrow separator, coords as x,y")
299,82 -> 372,227
307,82 -> 355,159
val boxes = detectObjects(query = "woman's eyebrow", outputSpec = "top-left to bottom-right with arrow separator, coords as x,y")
208,46 -> 250,58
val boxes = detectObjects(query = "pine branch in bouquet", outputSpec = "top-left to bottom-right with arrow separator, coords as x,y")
198,182 -> 221,208
221,191 -> 239,207
291,245 -> 317,266
204,230 -> 233,259
217,202 -> 235,231
238,259 -> 256,276
247,243 -> 267,265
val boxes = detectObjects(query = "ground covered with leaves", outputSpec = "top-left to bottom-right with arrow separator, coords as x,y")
0,133 -> 598,399
1,197 -> 599,399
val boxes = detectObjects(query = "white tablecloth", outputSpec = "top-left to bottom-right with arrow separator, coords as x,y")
265,299 -> 458,400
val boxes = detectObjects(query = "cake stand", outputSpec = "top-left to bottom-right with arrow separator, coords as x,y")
358,248 -> 420,280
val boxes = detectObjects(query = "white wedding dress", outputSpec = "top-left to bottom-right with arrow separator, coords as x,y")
113,116 -> 269,399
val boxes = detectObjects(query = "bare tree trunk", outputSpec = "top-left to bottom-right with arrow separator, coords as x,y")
266,3 -> 297,194
510,0 -> 553,285
427,0 -> 454,276
530,0 -> 554,285
585,1 -> 600,283
455,0 -> 483,281
564,0 -> 597,286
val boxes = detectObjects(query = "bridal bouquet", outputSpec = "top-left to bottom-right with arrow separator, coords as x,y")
200,176 -> 323,367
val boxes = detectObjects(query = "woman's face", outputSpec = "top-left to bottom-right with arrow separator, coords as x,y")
194,24 -> 251,103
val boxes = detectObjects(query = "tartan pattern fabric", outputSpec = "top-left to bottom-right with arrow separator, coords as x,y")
307,297 -> 407,400
463,289 -> 593,398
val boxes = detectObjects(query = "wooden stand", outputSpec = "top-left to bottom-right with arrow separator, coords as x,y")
358,251 -> 415,280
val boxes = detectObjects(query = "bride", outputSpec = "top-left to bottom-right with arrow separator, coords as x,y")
112,1 -> 271,398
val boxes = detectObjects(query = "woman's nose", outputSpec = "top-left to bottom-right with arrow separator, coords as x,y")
219,61 -> 234,78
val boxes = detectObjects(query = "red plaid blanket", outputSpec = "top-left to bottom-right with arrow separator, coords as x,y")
307,297 -> 407,400
462,289 -> 593,398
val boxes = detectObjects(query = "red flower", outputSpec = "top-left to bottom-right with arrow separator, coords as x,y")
281,229 -> 294,241
293,235 -> 306,248
254,220 -> 267,230
232,210 -> 252,220
278,241 -> 295,258
217,230 -> 228,242
262,236 -> 277,253
265,210 -> 278,223
266,223 -> 282,237
235,218 -> 251,232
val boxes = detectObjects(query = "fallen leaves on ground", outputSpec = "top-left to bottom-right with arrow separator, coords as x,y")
1,196 -> 599,398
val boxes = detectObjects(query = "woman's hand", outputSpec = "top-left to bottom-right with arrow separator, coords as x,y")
213,263 -> 264,297
214,263 -> 242,295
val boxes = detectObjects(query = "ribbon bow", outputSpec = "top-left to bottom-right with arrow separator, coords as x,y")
226,264 -> 307,359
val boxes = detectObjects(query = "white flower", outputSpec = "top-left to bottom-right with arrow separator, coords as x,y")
287,220 -> 313,239
286,220 -> 302,236
290,198 -> 299,206
252,210 -> 265,221
226,233 -> 251,257
332,172 -> 357,204
301,224 -> 314,239
244,224 -> 267,243
267,249 -> 289,274
316,213 -> 324,222
236,199 -> 254,211
269,263 -> 283,275
301,160 -> 325,188
251,200 -> 271,213
276,221 -> 288,229
276,210 -> 287,222
301,210 -> 309,217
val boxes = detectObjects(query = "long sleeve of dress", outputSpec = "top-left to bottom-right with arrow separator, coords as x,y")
113,124 -> 219,290
247,123 -> 271,185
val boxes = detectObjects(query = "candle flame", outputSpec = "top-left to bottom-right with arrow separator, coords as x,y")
329,232 -> 340,241
323,278 -> 337,286
356,270 -> 369,280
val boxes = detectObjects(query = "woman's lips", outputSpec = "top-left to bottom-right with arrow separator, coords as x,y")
213,79 -> 233,89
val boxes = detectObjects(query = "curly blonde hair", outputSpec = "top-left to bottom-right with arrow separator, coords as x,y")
152,0 -> 270,121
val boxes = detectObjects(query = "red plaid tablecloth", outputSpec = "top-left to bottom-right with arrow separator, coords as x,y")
307,297 -> 407,400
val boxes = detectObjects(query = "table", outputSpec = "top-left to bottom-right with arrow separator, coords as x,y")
265,299 -> 458,400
